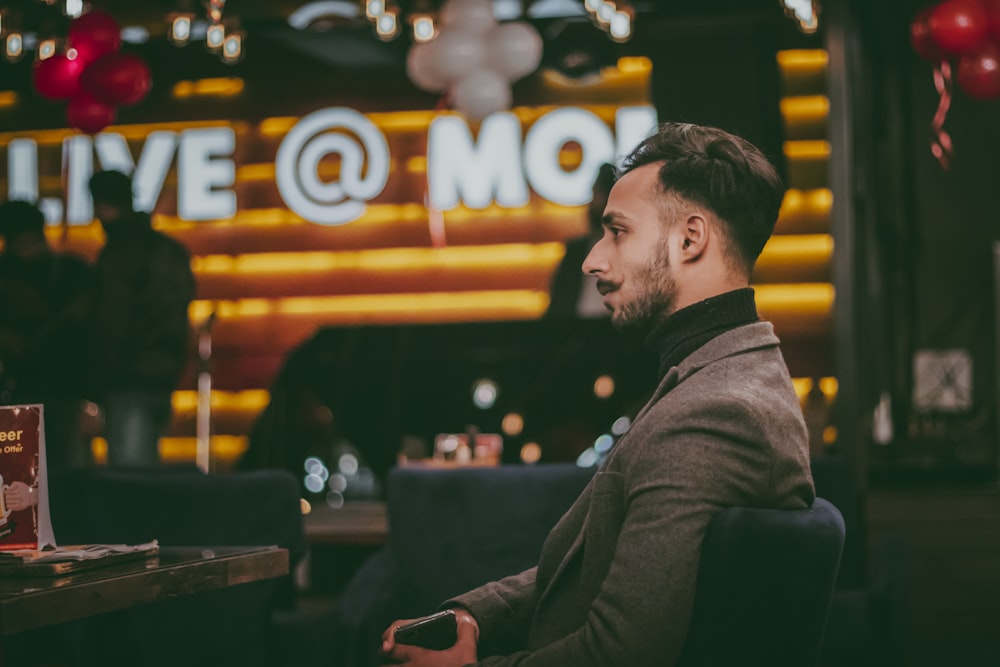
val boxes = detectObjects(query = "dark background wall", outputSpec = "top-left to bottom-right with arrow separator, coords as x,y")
852,0 -> 999,482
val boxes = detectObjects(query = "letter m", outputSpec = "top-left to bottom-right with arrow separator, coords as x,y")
427,113 -> 528,211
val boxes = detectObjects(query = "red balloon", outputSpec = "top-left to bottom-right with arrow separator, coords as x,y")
956,42 -> 1000,99
68,11 -> 121,64
982,0 -> 1000,40
81,52 -> 152,106
67,91 -> 117,135
928,0 -> 990,55
32,52 -> 88,100
911,6 -> 941,61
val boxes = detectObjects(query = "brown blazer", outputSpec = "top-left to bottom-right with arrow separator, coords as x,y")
448,321 -> 816,666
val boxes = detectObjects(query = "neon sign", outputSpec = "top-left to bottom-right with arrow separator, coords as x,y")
3,104 -> 657,227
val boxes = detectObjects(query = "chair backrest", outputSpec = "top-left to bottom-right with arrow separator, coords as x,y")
78,468 -> 306,567
46,467 -> 306,667
387,463 -> 595,613
678,497 -> 846,667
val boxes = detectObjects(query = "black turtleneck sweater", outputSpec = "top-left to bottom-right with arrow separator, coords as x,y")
645,287 -> 759,380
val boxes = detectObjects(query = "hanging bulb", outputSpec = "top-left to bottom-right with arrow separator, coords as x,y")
410,13 -> 436,42
206,22 -> 225,51
365,0 -> 385,21
595,1 -> 617,26
37,38 -> 56,60
5,33 -> 24,62
221,31 -> 243,63
375,9 -> 399,40
169,14 -> 195,46
608,8 -> 632,42
206,0 -> 226,23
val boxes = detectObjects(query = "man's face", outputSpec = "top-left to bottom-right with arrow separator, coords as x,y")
582,163 -> 678,336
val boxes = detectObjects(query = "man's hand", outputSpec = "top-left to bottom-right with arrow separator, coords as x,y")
381,608 -> 480,667
4,481 -> 35,511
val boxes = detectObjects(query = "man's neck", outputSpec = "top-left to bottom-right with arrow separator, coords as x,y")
645,287 -> 759,378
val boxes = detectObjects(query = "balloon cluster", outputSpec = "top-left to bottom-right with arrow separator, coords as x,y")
911,0 -> 1000,100
910,0 -> 1000,167
405,0 -> 543,121
31,11 -> 152,135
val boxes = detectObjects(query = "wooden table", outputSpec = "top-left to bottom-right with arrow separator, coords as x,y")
0,545 -> 288,638
304,501 -> 388,546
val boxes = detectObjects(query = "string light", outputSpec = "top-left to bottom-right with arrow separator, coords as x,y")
375,9 -> 399,40
169,13 -> 194,46
205,22 -> 225,51
608,7 -> 632,42
781,0 -> 820,34
37,38 -> 55,60
410,13 -> 436,42
221,31 -> 243,63
595,1 -> 616,25
365,0 -> 385,21
4,32 -> 23,62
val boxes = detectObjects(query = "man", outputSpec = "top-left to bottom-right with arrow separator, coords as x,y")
545,162 -> 615,319
88,170 -> 196,467
380,123 -> 815,666
0,200 -> 92,469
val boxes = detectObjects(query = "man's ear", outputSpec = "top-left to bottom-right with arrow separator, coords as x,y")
679,214 -> 709,262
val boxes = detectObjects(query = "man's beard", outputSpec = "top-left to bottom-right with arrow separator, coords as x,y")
608,242 -> 677,338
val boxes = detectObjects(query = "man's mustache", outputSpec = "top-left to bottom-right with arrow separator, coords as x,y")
596,280 -> 618,296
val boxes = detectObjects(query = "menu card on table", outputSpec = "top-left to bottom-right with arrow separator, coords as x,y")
0,404 -> 55,550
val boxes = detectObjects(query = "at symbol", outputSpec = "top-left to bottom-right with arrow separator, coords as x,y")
275,107 -> 390,226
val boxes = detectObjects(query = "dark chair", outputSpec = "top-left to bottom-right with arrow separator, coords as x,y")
333,463 -> 595,667
678,497 -> 846,667
43,467 -> 310,667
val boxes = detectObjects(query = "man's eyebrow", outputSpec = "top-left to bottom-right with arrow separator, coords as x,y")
602,211 -> 627,227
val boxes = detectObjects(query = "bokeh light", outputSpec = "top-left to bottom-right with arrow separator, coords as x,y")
473,379 -> 499,410
520,442 -> 542,464
594,375 -> 615,399
502,412 -> 524,436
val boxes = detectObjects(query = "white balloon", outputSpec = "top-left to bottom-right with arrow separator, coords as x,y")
430,30 -> 487,83
407,41 -> 448,93
452,69 -> 512,121
441,0 -> 497,35
487,22 -> 543,82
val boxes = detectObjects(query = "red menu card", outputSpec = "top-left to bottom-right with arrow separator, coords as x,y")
0,404 -> 55,550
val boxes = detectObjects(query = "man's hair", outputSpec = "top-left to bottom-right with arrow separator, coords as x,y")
88,170 -> 135,209
621,122 -> 785,275
0,199 -> 45,240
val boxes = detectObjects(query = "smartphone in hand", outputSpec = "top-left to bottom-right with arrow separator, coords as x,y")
393,610 -> 458,650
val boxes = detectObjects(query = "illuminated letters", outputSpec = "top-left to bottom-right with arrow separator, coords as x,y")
428,113 -> 529,210
178,127 -> 237,221
2,104 -> 657,226
428,105 -> 658,211
275,107 -> 390,226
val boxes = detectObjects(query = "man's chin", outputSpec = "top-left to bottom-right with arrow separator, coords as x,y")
610,312 -> 654,340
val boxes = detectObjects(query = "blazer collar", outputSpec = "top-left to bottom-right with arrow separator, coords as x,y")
634,322 -> 781,423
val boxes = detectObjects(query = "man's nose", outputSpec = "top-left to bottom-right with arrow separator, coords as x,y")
581,240 -> 606,276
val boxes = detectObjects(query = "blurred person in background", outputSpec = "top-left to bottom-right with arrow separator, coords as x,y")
0,199 -> 93,470
88,170 -> 196,467
545,162 -> 616,320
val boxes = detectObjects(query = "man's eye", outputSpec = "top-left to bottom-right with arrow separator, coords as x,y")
610,227 -> 624,238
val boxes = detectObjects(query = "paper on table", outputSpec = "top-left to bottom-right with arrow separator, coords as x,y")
0,540 -> 159,564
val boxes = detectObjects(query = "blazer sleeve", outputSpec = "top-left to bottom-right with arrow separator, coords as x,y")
469,395 -> 772,667
444,566 -> 538,652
